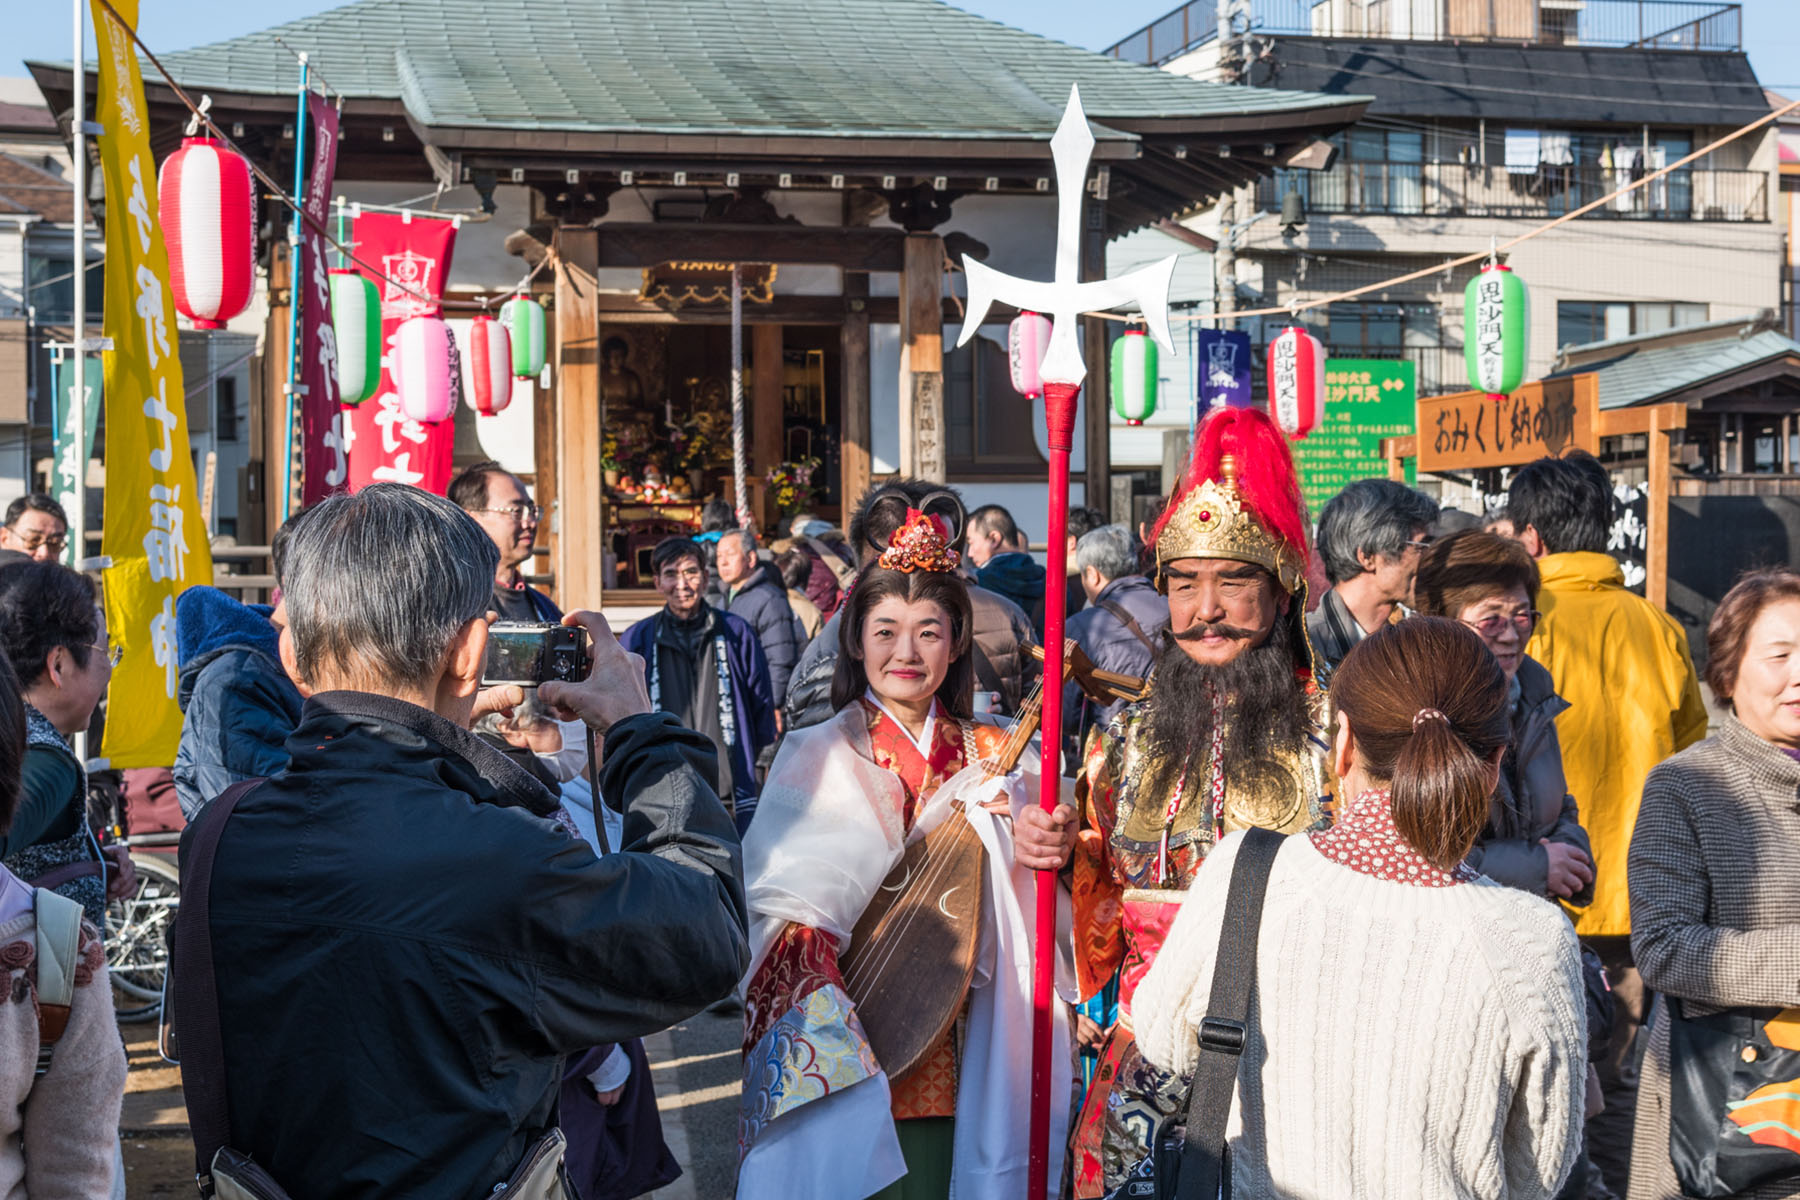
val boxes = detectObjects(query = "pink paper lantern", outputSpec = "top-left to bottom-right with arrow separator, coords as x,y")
465,314 -> 514,416
392,315 -> 455,424
1266,325 -> 1326,441
1009,311 -> 1052,399
158,136 -> 257,329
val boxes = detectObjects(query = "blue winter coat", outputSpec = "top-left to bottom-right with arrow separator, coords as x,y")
727,563 -> 799,706
1063,574 -> 1169,744
174,586 -> 304,819
620,607 -> 775,825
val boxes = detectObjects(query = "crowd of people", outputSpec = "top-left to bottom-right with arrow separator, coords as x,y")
0,402 -> 1795,1200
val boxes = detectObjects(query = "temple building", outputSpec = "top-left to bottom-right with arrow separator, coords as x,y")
29,0 -> 1365,607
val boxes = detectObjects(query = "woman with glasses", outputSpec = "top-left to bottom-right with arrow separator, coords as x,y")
1412,530 -> 1595,905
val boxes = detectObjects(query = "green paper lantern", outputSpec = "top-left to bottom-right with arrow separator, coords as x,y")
1110,330 -> 1157,425
329,269 -> 381,405
1464,263 -> 1529,398
501,295 -> 547,380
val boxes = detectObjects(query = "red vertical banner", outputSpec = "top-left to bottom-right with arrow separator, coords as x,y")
344,212 -> 458,492
297,92 -> 341,505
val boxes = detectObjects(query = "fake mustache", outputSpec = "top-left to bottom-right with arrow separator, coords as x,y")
1172,620 -> 1260,643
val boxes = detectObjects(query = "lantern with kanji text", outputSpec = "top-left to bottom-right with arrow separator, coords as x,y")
1267,325 -> 1325,440
1465,262 -> 1529,400
1109,329 -> 1158,425
1008,311 -> 1052,399
392,315 -> 456,424
465,314 -> 514,416
158,137 -> 256,329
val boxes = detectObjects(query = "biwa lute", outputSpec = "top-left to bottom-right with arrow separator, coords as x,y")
837,642 -> 1147,1081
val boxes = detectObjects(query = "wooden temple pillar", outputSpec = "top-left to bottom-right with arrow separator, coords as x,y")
554,227 -> 604,611
899,232 -> 946,482
840,274 -> 872,517
1082,183 -> 1112,513
753,323 -> 784,529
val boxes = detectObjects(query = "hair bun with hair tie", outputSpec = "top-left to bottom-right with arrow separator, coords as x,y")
1412,707 -> 1449,731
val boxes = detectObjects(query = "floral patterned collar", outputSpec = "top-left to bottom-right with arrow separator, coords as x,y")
1309,788 -> 1477,887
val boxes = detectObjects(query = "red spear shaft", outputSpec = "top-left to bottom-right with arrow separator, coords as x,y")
1027,378 -> 1080,1198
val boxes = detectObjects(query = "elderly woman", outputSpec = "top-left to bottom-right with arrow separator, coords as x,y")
1413,529 -> 1595,904
1628,568 -> 1800,1200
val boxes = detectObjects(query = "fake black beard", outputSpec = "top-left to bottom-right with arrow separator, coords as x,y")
1139,615 -> 1310,798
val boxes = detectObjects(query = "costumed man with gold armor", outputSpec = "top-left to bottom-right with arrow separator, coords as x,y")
1069,407 -> 1335,1197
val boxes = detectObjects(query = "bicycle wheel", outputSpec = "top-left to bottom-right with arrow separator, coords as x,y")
108,852 -> 179,1022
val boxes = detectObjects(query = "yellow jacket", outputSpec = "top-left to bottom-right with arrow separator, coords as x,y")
1526,552 -> 1709,937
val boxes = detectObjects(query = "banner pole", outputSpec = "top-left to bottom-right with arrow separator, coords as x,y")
279,53 -> 309,520
70,0 -> 88,574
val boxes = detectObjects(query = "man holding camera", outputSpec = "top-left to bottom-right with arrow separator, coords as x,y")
178,484 -> 748,1199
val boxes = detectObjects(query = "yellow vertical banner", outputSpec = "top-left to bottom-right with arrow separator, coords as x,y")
93,0 -> 214,768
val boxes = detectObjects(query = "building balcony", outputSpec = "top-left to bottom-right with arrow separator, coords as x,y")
1258,162 -> 1767,222
1107,0 -> 1741,64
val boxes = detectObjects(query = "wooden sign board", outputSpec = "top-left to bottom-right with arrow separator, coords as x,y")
1417,374 -> 1598,473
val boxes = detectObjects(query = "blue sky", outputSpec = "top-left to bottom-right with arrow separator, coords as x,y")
7,0 -> 1800,91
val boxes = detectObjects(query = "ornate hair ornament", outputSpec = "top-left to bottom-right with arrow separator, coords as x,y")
1155,454 -> 1307,593
1412,707 -> 1449,730
878,508 -> 961,573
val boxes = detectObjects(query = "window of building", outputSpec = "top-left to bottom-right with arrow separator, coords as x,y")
216,376 -> 239,443
944,330 -> 1044,475
1556,301 -> 1708,347
1323,301 -> 1456,392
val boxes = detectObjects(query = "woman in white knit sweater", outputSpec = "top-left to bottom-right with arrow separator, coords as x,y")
1134,617 -> 1587,1199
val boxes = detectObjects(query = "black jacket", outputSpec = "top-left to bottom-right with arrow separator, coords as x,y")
186,692 -> 747,1200
727,563 -> 800,706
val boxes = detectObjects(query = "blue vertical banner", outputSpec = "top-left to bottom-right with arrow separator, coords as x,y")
1196,329 -> 1253,410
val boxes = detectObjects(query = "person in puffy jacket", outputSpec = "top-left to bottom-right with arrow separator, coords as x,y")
784,481 -> 1038,733
173,585 -> 303,820
716,529 -> 798,709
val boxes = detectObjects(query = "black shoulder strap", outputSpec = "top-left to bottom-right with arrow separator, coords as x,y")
1095,597 -> 1159,655
1177,826 -> 1285,1200
174,778 -> 263,1180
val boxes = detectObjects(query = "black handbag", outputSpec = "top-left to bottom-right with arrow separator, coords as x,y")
1105,827 -> 1286,1200
1667,997 -> 1800,1198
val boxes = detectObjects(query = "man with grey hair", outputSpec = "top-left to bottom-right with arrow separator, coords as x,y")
181,483 -> 747,1199
1064,523 -> 1169,747
1305,477 -> 1439,677
716,526 -> 798,708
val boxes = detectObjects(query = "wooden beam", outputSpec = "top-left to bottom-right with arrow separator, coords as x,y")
899,233 -> 946,482
753,323 -> 784,529
554,227 -> 604,612
841,283 -> 873,517
257,241 -> 293,544
596,294 -> 846,324
532,349 -> 559,590
595,223 -> 906,271
1083,194 -> 1111,509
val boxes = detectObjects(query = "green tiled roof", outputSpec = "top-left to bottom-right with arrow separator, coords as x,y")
1550,318 -> 1800,409
124,0 -> 1362,140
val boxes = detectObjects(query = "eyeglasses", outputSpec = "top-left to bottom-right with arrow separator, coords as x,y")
1403,538 -> 1433,554
479,504 -> 541,523
10,531 -> 67,552
87,641 -> 123,668
1459,611 -> 1540,638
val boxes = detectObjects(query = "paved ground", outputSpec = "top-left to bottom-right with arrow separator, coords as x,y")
116,1001 -> 743,1199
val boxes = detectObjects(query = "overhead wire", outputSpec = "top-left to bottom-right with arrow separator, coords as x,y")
93,0 -> 545,313
1096,90 -> 1800,325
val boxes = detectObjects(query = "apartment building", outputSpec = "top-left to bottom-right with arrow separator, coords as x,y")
1109,0 -> 1779,404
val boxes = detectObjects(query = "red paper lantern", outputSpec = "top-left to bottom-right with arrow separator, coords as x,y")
465,315 -> 514,416
1266,326 -> 1325,441
158,137 -> 256,329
